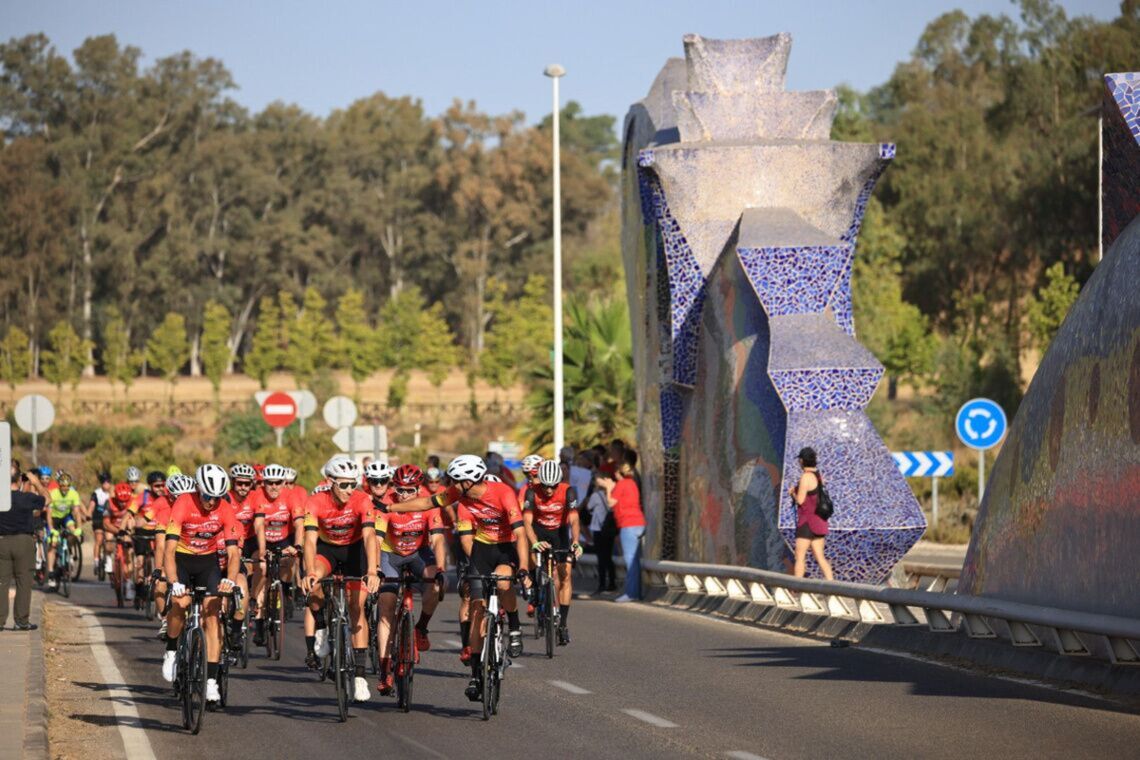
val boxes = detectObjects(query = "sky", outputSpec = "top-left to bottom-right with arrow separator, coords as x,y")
0,1 -> 1125,126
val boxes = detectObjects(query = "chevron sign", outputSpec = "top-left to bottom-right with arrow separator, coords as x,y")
892,451 -> 954,478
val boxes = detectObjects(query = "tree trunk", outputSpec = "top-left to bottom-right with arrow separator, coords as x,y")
189,332 -> 201,377
227,292 -> 260,373
887,375 -> 898,400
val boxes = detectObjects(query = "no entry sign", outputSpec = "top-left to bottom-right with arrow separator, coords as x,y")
261,391 -> 298,429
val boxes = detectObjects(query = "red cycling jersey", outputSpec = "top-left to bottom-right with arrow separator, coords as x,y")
303,490 -> 374,546
375,493 -> 444,557
252,488 -> 305,544
229,491 -> 258,546
165,494 -> 240,556
104,499 -> 132,533
131,493 -> 172,533
523,483 -> 579,531
438,481 -> 525,545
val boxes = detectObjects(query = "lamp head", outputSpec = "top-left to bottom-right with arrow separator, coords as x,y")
544,64 -> 566,78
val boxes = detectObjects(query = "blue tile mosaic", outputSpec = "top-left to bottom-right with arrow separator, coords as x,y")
1103,73 -> 1140,250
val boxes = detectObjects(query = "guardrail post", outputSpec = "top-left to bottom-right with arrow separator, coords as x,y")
923,607 -> 956,632
726,578 -> 748,599
773,587 -> 798,609
1106,637 -> 1140,665
962,613 -> 996,639
1007,621 -> 1042,647
750,583 -> 774,605
683,575 -> 703,594
858,599 -> 885,623
704,576 -> 728,596
826,595 -> 854,619
800,592 -> 825,614
1048,628 -> 1091,656
889,603 -> 921,626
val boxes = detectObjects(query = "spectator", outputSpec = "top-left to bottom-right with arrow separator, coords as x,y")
789,446 -> 834,580
484,451 -> 517,490
622,448 -> 642,493
587,472 -> 617,594
564,448 -> 592,518
603,462 -> 645,602
1,470 -> 48,630
426,455 -> 441,470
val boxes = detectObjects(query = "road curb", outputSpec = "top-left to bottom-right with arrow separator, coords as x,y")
23,591 -> 48,760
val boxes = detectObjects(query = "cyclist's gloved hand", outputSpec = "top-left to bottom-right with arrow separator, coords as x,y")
219,578 -> 236,593
434,574 -> 446,601
151,568 -> 163,581
571,542 -> 583,559
171,582 -> 187,597
532,541 -> 551,553
364,573 -> 380,594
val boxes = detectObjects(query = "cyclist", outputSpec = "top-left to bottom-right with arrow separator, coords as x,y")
125,466 -> 143,496
388,455 -> 530,702
523,459 -> 583,645
157,474 -> 197,636
105,483 -> 136,599
250,463 -> 304,647
424,467 -> 446,496
226,463 -> 258,650
300,456 -> 380,703
129,472 -> 169,602
372,463 -> 446,695
88,472 -> 113,574
46,470 -> 83,589
162,464 -> 240,705
517,455 -> 543,501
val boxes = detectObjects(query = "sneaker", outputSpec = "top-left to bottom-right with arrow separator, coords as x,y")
314,628 -> 329,657
353,676 -> 371,702
526,603 -> 535,618
464,677 -> 482,702
162,651 -> 177,682
47,578 -> 57,589
13,622 -> 38,631
507,630 -> 523,658
253,625 -> 266,647
614,594 -> 633,603
414,626 -> 430,652
305,651 -> 321,671
557,626 -> 570,646
377,673 -> 394,696
459,645 -> 472,664
104,557 -> 113,573
206,678 -> 220,702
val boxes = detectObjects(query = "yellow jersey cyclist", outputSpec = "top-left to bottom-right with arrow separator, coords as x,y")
46,470 -> 83,589
129,472 -> 171,602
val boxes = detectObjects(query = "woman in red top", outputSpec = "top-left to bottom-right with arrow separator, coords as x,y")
600,461 -> 645,602
789,447 -> 834,580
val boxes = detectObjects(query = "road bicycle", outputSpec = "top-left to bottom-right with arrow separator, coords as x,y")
134,540 -> 156,620
53,528 -> 74,598
365,591 -> 380,675
217,588 -> 244,709
532,548 -> 575,658
319,575 -> 364,722
94,535 -> 110,582
468,572 -> 516,721
386,567 -> 445,712
262,549 -> 289,661
173,587 -> 211,734
111,534 -> 133,608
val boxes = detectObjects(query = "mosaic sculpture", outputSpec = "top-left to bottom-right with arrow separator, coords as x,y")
621,34 -> 925,583
961,72 -> 1140,618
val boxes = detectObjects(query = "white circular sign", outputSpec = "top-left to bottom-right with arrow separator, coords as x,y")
294,390 -> 318,419
14,394 -> 55,434
322,396 -> 358,429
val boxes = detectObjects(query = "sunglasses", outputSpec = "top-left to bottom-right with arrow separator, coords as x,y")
233,480 -> 253,488
367,477 -> 391,487
395,486 -> 418,496
202,495 -> 222,504
332,480 -> 357,491
263,480 -> 284,487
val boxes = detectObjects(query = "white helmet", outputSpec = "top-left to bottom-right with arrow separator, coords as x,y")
325,457 -> 360,482
364,461 -> 395,482
425,467 -> 443,481
195,464 -> 230,499
322,455 -> 351,478
485,473 -> 502,483
166,473 -> 197,497
537,459 -> 562,487
283,467 -> 297,483
262,463 -> 288,482
125,466 -> 141,483
447,455 -> 487,483
521,455 -> 544,475
230,463 -> 256,481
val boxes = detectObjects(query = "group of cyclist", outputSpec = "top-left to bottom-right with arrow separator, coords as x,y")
44,448 -> 584,715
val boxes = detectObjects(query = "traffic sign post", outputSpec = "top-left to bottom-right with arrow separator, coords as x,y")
331,425 -> 387,460
955,398 -> 1008,506
893,451 -> 955,526
323,396 -> 359,458
1,422 -> 11,513
255,390 -> 317,436
14,394 -> 55,466
260,391 -> 298,448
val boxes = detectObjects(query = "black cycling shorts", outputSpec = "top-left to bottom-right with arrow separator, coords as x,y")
314,539 -> 367,578
175,553 -> 223,593
532,524 -> 571,553
241,540 -> 258,561
91,514 -> 105,531
265,538 -> 294,556
132,532 -> 155,557
468,541 -> 518,599
380,548 -> 436,594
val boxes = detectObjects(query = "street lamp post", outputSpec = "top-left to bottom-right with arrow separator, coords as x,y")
545,63 -> 566,455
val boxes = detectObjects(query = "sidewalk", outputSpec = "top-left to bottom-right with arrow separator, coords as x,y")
1,588 -> 47,760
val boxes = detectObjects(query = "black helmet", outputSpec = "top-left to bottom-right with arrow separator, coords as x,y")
146,470 -> 165,485
98,471 -> 112,483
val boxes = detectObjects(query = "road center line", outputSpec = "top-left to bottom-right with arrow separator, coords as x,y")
621,708 -> 678,728
548,679 -> 591,694
78,607 -> 158,760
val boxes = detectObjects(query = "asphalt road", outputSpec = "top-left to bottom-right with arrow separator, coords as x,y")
56,575 -> 1140,760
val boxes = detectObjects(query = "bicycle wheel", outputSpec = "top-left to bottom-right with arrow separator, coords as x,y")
218,659 -> 229,708
544,577 -> 555,659
273,585 -> 285,661
481,616 -> 496,721
187,628 -> 207,734
239,614 -> 250,669
68,535 -> 83,582
334,616 -> 349,722
396,611 -> 414,712
491,619 -> 503,715
533,572 -> 544,640
367,599 -> 379,675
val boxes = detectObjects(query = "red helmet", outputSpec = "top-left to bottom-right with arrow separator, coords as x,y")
253,463 -> 265,482
114,482 -> 134,504
393,464 -> 423,488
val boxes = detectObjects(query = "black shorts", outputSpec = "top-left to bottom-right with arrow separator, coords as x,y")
132,533 -> 155,557
379,549 -> 435,594
314,539 -> 367,578
795,523 -> 825,540
176,553 -> 223,593
265,538 -> 294,556
532,524 -> 571,553
92,514 -> 105,531
241,540 -> 258,561
468,541 -> 518,599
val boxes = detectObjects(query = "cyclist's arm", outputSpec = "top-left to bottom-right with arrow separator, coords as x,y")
460,534 -> 473,557
385,493 -> 437,513
430,531 -> 447,571
224,543 -> 240,583
513,526 -> 529,574
163,521 -> 181,583
254,514 -> 267,558
568,508 -> 582,548
362,524 -> 379,581
292,514 -> 305,553
522,509 -> 538,547
153,531 -> 166,569
302,516 -> 318,579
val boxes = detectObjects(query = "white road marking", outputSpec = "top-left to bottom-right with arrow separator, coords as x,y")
621,708 -> 678,728
78,606 -> 158,760
444,638 -> 463,649
726,752 -> 771,760
548,679 -> 591,694
509,661 -> 525,668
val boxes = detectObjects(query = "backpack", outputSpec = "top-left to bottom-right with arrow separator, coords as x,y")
815,474 -> 834,521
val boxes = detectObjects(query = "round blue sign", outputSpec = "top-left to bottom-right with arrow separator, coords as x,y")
955,398 -> 1007,451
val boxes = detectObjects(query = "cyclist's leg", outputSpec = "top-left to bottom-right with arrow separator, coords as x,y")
304,544 -> 333,662
377,551 -> 400,680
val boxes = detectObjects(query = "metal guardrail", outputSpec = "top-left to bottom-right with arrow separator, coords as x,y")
575,555 -> 1139,666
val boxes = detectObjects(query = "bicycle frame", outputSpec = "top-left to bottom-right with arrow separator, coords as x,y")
318,574 -> 364,722
467,572 -> 515,720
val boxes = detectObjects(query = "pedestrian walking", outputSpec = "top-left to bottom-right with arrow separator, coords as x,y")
789,447 -> 834,580
587,472 -> 617,593
1,470 -> 48,631
603,462 -> 645,602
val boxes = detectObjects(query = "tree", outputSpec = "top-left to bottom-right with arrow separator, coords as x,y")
201,301 -> 233,407
376,287 -> 428,371
40,321 -> 91,401
147,312 -> 190,408
480,274 -> 552,395
285,287 -> 337,389
1026,262 -> 1080,351
101,306 -> 142,402
336,289 -> 381,399
245,295 -> 285,389
0,326 -> 31,391
416,301 -> 459,422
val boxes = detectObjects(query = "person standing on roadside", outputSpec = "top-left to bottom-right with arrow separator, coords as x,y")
789,447 -> 834,581
587,471 -> 617,594
604,462 -> 645,603
1,469 -> 49,630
